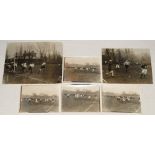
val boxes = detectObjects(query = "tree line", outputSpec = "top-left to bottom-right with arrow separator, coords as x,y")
102,49 -> 151,65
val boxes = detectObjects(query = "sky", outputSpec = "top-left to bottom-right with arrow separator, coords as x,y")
102,84 -> 140,94
65,57 -> 100,65
6,42 -> 63,58
63,84 -> 100,92
22,85 -> 60,96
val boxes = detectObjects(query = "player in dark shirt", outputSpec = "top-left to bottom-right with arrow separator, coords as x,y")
140,64 -> 148,79
106,60 -> 114,77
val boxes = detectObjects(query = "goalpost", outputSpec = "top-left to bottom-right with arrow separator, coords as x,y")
13,57 -> 16,73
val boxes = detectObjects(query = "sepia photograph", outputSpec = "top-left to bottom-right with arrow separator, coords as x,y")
3,42 -> 62,84
20,85 -> 60,113
63,57 -> 101,82
62,84 -> 100,112
102,85 -> 141,113
102,48 -> 153,84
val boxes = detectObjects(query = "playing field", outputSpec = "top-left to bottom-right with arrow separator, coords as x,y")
20,98 -> 59,113
64,68 -> 101,82
62,92 -> 100,112
102,95 -> 141,113
3,64 -> 62,84
102,64 -> 153,84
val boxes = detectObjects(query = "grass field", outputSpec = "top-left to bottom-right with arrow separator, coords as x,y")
3,64 -> 62,84
20,98 -> 59,113
102,64 -> 153,84
62,92 -> 100,112
102,95 -> 141,113
64,68 -> 101,82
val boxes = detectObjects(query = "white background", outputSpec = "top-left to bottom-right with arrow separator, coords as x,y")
0,0 -> 155,155
0,40 -> 155,114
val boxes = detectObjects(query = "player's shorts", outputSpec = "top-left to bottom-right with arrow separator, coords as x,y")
142,69 -> 147,75
41,65 -> 45,69
116,64 -> 120,68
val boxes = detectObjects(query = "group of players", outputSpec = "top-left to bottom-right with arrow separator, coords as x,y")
105,59 -> 148,79
73,65 -> 98,73
23,96 -> 57,105
64,92 -> 98,100
5,61 -> 46,74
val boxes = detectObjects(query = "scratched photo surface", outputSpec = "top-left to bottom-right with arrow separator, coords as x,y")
3,42 -> 62,84
102,48 -> 153,84
62,84 -> 100,112
102,85 -> 141,113
20,85 -> 59,113
64,57 -> 101,83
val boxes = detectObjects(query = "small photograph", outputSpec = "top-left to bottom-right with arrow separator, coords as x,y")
3,42 -> 62,84
102,48 -> 153,84
102,85 -> 141,113
20,85 -> 60,113
62,84 -> 100,112
64,57 -> 101,83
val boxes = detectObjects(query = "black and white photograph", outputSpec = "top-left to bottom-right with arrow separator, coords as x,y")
20,85 -> 60,113
102,48 -> 153,84
102,85 -> 141,113
63,57 -> 101,83
62,84 -> 100,112
3,42 -> 63,84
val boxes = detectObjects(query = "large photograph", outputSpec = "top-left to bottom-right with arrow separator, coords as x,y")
102,48 -> 153,84
62,84 -> 100,112
3,42 -> 62,84
20,85 -> 60,113
64,57 -> 101,82
102,85 -> 141,113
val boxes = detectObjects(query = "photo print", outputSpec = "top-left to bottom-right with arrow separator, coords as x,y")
102,48 -> 153,84
62,84 -> 100,112
64,57 -> 101,83
20,85 -> 60,113
3,42 -> 63,84
102,85 -> 141,113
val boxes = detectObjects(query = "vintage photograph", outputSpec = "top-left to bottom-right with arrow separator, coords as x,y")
102,85 -> 141,113
62,84 -> 100,112
63,57 -> 101,82
20,85 -> 60,113
3,42 -> 62,84
102,48 -> 153,84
